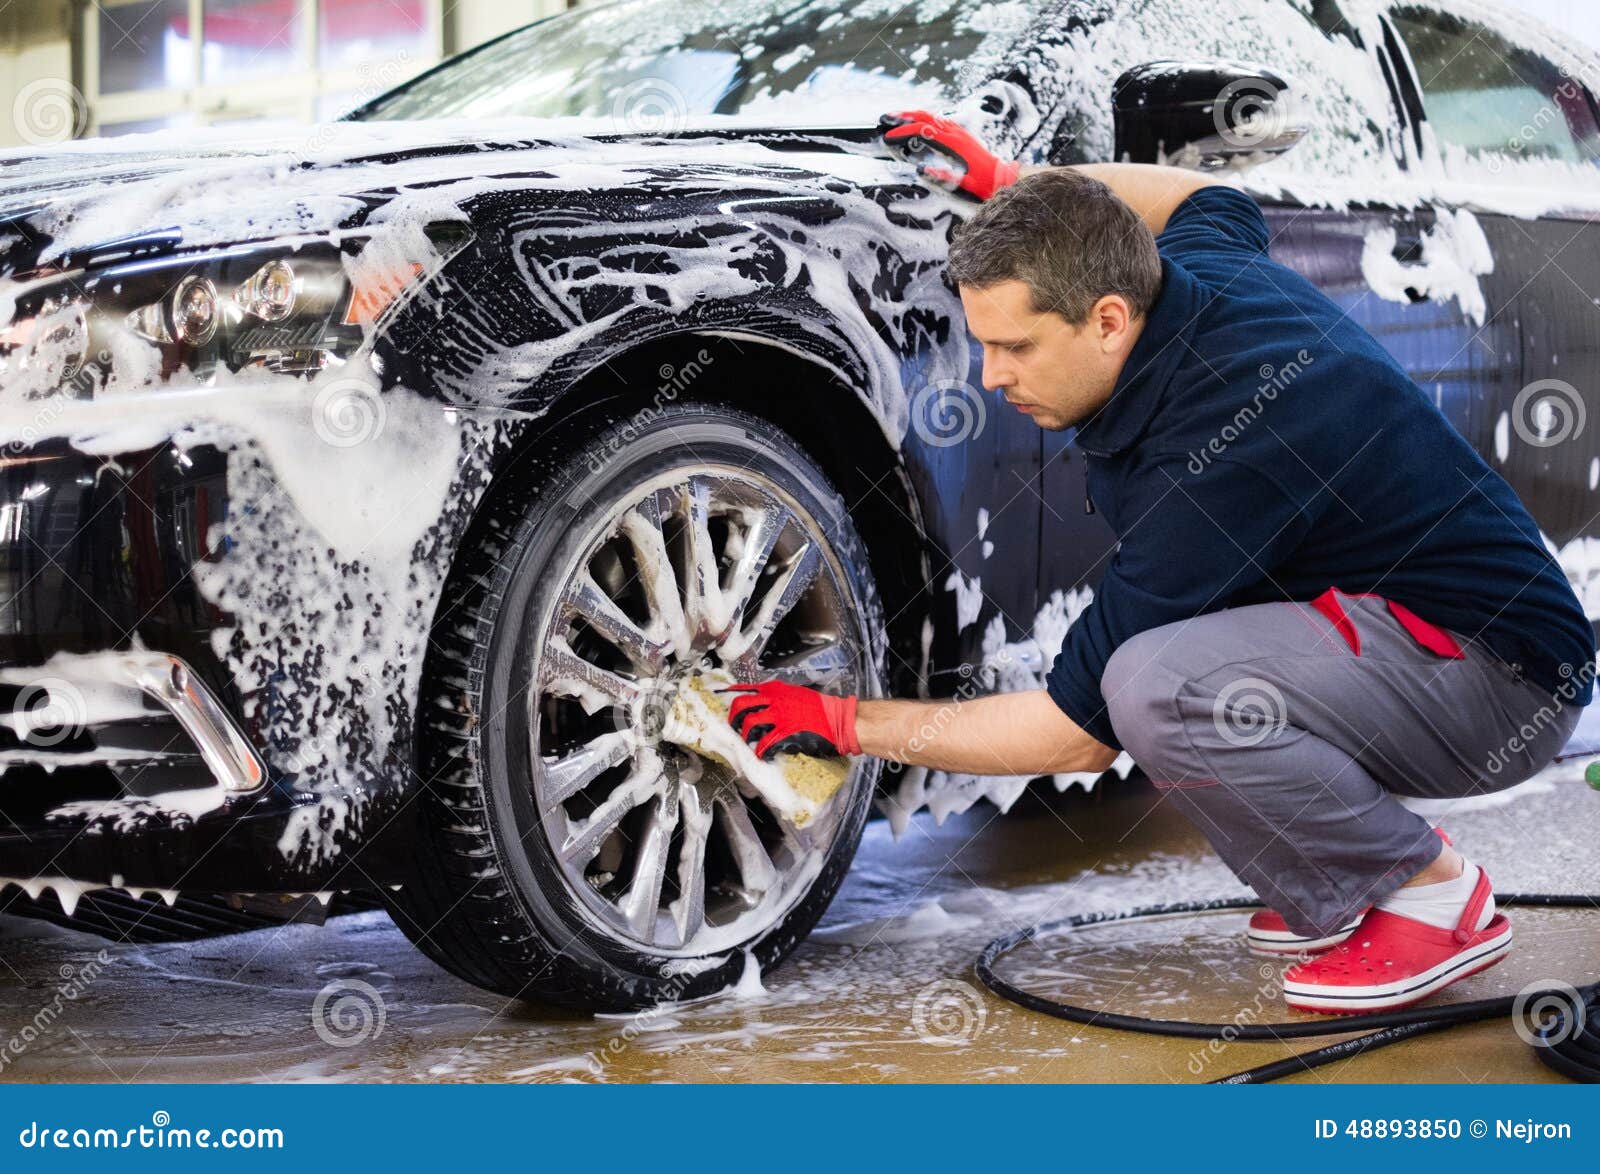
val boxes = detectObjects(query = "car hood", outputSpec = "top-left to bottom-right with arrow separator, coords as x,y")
0,115 -> 889,277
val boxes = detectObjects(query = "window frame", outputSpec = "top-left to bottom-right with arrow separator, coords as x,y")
82,0 -> 448,135
1380,2 -> 1600,173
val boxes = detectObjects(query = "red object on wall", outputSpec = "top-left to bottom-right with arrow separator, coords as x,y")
171,0 -> 427,43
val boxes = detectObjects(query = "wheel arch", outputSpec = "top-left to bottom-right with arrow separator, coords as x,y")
441,331 -> 933,704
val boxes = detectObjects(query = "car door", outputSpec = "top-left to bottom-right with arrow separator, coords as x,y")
1378,3 -> 1600,566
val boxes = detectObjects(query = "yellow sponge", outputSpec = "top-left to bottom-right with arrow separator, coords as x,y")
666,673 -> 850,825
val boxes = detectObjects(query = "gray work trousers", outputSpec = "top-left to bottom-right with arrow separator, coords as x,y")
1101,591 -> 1582,937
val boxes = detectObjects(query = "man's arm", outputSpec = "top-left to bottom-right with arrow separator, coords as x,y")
853,689 -> 1119,774
722,680 -> 1119,776
1023,163 -> 1219,235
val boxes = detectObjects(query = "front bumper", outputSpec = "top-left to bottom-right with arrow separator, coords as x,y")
0,440 -> 377,892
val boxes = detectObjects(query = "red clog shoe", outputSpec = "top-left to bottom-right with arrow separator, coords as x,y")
1281,866 -> 1510,1014
1246,828 -> 1452,957
1246,908 -> 1366,956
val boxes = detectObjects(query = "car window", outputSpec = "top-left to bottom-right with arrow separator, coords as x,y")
1388,4 -> 1600,166
353,0 -> 1046,125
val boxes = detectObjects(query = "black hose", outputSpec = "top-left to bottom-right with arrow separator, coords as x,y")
975,893 -> 1600,1084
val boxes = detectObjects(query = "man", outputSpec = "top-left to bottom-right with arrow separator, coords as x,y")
723,112 -> 1596,1013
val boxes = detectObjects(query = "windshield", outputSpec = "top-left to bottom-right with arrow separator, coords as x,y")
351,0 -> 1043,126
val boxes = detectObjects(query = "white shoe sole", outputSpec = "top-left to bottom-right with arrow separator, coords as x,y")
1283,922 -> 1513,1013
1246,916 -> 1362,957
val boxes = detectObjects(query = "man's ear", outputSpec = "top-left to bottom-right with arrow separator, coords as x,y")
1091,294 -> 1134,352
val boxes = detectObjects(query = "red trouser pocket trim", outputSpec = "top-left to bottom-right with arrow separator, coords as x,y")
1383,598 -> 1466,659
1308,587 -> 1465,660
1310,587 -> 1361,655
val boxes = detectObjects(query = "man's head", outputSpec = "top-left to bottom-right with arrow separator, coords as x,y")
947,169 -> 1162,431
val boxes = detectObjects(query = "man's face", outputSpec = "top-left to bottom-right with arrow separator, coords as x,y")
958,280 -> 1137,432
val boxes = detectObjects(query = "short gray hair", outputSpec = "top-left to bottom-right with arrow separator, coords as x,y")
946,169 -> 1162,323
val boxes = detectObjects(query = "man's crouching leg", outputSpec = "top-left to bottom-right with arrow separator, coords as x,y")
1097,606 -> 1441,940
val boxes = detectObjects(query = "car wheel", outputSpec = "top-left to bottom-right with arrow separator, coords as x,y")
388,402 -> 885,1010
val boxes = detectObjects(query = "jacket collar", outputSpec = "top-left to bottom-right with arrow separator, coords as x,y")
1073,257 -> 1204,456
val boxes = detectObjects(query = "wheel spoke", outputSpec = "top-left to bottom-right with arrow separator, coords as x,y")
722,541 -> 822,670
539,637 -> 641,714
619,491 -> 692,659
559,752 -> 664,865
670,780 -> 713,946
679,476 -> 726,649
765,638 -> 853,689
620,783 -> 680,939
716,791 -> 777,896
539,730 -> 634,809
565,571 -> 672,674
720,501 -> 788,634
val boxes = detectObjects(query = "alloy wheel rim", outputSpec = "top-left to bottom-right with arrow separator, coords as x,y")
530,466 -> 866,955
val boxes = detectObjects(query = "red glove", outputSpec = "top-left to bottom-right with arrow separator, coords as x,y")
879,109 -> 1021,201
722,681 -> 861,760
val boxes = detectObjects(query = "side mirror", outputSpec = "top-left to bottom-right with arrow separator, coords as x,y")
1112,61 -> 1307,166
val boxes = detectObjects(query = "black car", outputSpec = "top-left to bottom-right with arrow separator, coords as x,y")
0,0 -> 1594,1010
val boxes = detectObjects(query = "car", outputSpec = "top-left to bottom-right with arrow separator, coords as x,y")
0,0 -> 1595,1011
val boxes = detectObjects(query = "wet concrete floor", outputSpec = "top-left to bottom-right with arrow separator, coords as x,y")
1,761 -> 1595,1083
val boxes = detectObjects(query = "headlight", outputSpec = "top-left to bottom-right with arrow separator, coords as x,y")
0,222 -> 466,396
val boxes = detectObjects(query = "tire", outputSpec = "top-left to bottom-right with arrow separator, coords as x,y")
387,403 -> 885,1010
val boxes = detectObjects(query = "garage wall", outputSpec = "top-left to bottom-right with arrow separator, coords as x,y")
0,1 -> 1593,151
0,0 -> 574,149
0,2 -> 76,149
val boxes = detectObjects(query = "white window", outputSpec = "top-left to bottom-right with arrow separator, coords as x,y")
84,0 -> 446,136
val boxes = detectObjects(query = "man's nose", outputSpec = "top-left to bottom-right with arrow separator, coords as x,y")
981,359 -> 1012,391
